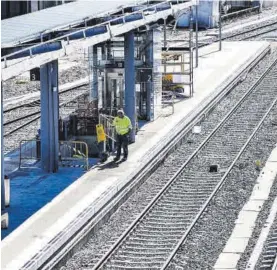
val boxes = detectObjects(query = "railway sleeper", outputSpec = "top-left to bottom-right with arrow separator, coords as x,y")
151,211 -> 196,217
155,205 -> 200,211
133,231 -> 181,238
121,246 -> 172,252
168,190 -> 215,197
136,228 -> 183,235
138,221 -> 190,229
107,260 -> 163,269
128,236 -> 180,243
136,227 -> 184,234
118,249 -> 168,256
105,264 -> 161,270
147,214 -> 194,220
114,254 -> 166,261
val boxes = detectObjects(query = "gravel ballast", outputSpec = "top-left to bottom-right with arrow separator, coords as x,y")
167,106 -> 277,270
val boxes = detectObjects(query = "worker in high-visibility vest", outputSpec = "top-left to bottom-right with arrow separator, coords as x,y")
112,109 -> 132,162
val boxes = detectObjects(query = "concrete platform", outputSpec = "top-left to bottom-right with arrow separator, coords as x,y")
1,41 -> 271,270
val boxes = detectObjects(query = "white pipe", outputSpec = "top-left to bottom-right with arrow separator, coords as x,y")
4,176 -> 10,207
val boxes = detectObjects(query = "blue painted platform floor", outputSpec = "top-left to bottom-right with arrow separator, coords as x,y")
2,159 -> 97,240
2,121 -> 148,240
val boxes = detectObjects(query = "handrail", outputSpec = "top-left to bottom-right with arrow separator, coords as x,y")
19,139 -> 89,170
1,1 -> 175,63
221,6 -> 259,20
19,139 -> 41,169
59,140 -> 89,170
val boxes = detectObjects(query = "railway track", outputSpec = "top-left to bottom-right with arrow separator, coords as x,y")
169,19 -> 277,50
260,227 -> 277,270
54,56 -> 277,269
224,21 -> 277,41
3,85 -> 88,138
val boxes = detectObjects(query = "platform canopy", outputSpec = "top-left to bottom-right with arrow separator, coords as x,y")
1,0 -> 195,80
1,0 -> 145,47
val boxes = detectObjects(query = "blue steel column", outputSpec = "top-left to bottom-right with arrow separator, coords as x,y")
124,31 -> 136,143
145,31 -> 154,121
89,46 -> 98,103
40,60 -> 59,172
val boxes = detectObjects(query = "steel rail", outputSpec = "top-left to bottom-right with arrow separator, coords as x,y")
3,90 -> 88,137
221,21 -> 277,40
241,27 -> 277,40
4,110 -> 40,126
221,6 -> 260,20
92,58 -> 277,270
4,115 -> 41,138
3,81 -> 88,113
170,21 -> 277,50
273,253 -> 277,270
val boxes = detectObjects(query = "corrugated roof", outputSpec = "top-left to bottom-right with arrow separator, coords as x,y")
1,0 -> 143,47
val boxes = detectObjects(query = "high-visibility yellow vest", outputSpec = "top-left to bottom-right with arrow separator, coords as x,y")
113,116 -> 132,135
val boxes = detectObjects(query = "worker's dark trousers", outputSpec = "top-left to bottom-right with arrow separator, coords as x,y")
116,134 -> 128,159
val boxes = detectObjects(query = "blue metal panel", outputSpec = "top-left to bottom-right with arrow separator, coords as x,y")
177,0 -> 219,28
111,13 -> 143,25
40,60 -> 59,173
156,2 -> 171,11
124,31 -> 136,143
86,26 -> 107,37
7,42 -> 62,60
69,26 -> 107,40
125,13 -> 143,22
90,45 -> 98,101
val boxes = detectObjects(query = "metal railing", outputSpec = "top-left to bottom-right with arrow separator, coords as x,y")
59,140 -> 89,170
99,113 -> 116,152
161,92 -> 175,116
99,114 -> 116,142
19,139 -> 89,170
221,6 -> 260,21
19,139 -> 41,169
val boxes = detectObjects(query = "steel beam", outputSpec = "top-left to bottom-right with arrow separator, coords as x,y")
40,60 -> 59,173
124,31 -> 136,143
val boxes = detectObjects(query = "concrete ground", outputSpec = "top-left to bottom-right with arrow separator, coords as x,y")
1,41 -> 271,270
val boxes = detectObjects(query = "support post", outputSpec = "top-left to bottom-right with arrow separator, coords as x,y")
1,84 -> 6,215
124,31 -> 136,143
189,10 -> 194,97
219,1 -> 222,51
40,60 -> 59,172
163,18 -> 167,48
195,3 -> 199,68
145,29 -> 162,121
89,46 -> 98,106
